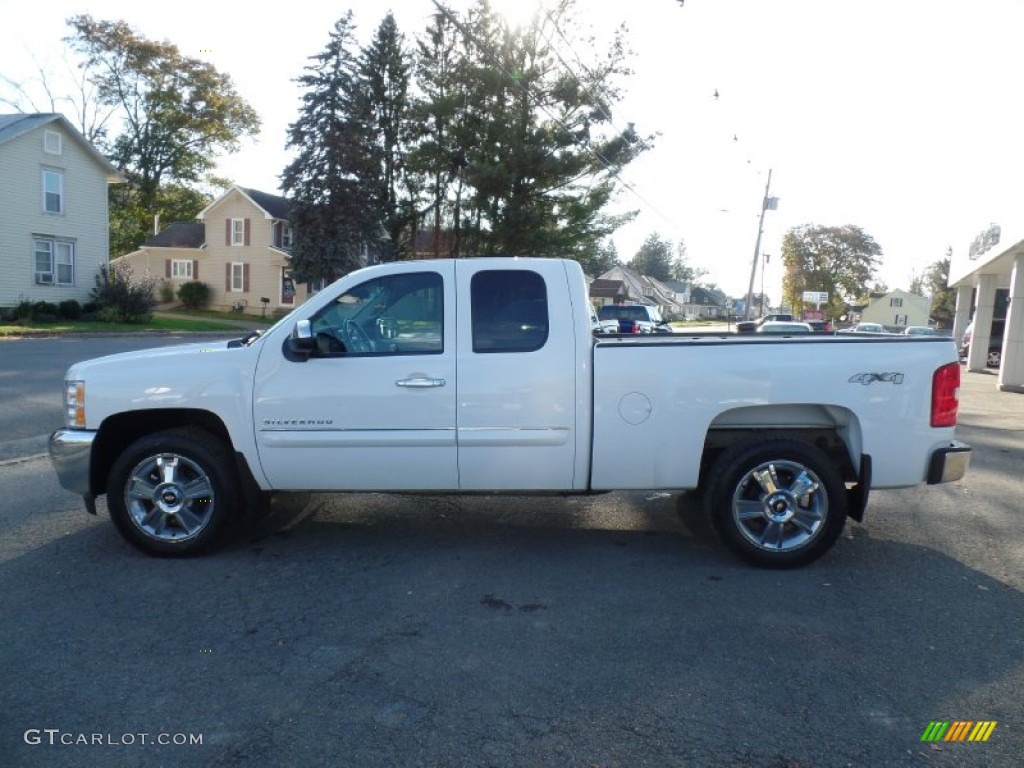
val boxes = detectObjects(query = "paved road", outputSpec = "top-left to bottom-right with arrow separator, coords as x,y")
0,334 -> 241,460
1,339 -> 1022,767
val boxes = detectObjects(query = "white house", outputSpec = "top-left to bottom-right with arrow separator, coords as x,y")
0,113 -> 123,309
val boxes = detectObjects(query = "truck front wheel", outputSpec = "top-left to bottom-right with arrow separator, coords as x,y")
704,438 -> 847,568
106,428 -> 238,556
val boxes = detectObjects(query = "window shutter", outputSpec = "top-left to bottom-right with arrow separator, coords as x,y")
225,219 -> 231,245
193,260 -> 199,279
225,263 -> 231,291
244,219 -> 251,246
243,263 -> 250,292
165,259 -> 171,278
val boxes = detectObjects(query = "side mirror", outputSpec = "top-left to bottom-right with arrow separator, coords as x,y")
286,319 -> 315,360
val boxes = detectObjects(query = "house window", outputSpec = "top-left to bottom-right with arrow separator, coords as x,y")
42,169 -> 64,214
890,297 -> 903,307
171,259 -> 194,279
282,223 -> 293,249
34,238 -> 74,286
44,130 -> 62,155
230,262 -> 245,292
231,219 -> 245,246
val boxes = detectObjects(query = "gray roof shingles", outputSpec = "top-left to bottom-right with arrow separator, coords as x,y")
143,222 -> 206,248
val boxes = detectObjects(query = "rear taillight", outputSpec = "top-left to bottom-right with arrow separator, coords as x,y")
931,362 -> 960,427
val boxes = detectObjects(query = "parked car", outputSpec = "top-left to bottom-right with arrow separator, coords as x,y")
903,326 -> 936,336
851,322 -> 885,333
757,321 -> 813,334
589,305 -> 618,335
805,319 -> 832,333
597,303 -> 672,334
960,318 -> 1005,368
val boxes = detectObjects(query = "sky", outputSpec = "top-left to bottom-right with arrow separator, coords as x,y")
4,0 -> 1024,304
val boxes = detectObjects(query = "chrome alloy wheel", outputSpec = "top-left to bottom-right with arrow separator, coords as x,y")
731,459 -> 827,552
124,453 -> 216,542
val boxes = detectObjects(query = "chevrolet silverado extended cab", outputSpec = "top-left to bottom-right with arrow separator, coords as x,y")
49,258 -> 970,567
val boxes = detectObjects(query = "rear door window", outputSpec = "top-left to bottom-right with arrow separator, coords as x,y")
471,270 -> 548,353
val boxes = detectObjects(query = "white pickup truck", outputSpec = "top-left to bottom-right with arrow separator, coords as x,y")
49,258 -> 970,567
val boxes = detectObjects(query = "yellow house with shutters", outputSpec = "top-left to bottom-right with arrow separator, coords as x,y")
115,185 -> 311,316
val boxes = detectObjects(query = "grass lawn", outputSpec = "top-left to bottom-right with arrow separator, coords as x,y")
0,314 -> 263,337
159,307 -> 277,324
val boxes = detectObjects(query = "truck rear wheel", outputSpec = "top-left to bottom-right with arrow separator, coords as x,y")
106,428 -> 237,556
704,438 -> 847,568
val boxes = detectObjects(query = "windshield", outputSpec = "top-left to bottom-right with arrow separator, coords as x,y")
599,305 -> 657,322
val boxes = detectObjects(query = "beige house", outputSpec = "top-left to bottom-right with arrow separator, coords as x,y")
0,113 -> 123,309
858,289 -> 931,329
117,185 -> 309,315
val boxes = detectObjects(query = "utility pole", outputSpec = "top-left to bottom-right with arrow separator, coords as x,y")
744,168 -> 774,320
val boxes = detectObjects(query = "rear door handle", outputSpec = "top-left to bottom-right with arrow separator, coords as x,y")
396,377 -> 446,388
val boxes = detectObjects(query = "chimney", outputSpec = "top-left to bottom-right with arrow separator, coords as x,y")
153,214 -> 160,235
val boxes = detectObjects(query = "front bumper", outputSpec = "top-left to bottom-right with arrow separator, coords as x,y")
926,440 -> 971,484
49,429 -> 96,497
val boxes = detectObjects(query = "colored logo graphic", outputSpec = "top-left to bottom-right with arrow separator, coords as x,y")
920,721 -> 997,742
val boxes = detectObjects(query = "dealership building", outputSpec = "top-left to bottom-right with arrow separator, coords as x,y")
949,223 -> 1024,392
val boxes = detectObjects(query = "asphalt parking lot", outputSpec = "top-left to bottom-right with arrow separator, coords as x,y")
1,358 -> 1022,767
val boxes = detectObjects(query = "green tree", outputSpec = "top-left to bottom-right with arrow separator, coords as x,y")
626,233 -> 701,284
407,9 -> 466,257
925,252 -> 955,327
359,12 -> 413,259
628,233 -> 674,281
781,224 -> 882,319
282,13 -> 387,283
65,16 -> 260,256
576,239 -> 619,277
406,0 -> 650,258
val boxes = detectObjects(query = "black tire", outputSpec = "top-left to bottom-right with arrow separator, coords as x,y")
106,428 -> 238,556
703,438 -> 847,568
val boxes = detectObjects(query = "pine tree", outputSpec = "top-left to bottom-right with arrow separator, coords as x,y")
405,0 -> 650,258
359,12 -> 412,258
282,13 -> 384,283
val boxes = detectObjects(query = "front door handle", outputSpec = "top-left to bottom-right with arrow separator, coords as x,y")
396,377 -> 446,388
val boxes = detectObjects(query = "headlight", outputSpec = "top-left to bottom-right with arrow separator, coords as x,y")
65,380 -> 86,428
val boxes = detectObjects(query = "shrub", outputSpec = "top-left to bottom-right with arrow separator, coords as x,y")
58,299 -> 82,320
33,301 -> 60,317
91,263 -> 156,324
177,281 -> 212,310
96,306 -> 123,323
158,280 -> 175,303
13,301 -> 35,322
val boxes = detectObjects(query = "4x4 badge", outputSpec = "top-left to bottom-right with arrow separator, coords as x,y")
849,372 -> 905,385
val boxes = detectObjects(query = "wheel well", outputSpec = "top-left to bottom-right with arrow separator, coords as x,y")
698,404 -> 861,489
701,428 -> 857,484
91,409 -> 233,497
